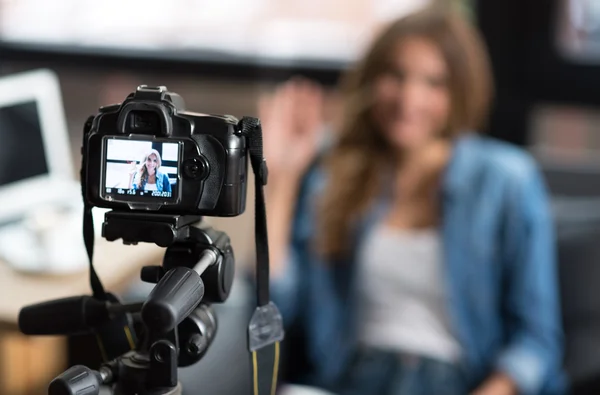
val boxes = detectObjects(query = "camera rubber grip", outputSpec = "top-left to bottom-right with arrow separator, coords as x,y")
141,267 -> 205,334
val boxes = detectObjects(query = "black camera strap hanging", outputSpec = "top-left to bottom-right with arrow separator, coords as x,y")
81,130 -> 138,361
81,115 -> 108,302
83,203 -> 106,300
238,116 -> 284,395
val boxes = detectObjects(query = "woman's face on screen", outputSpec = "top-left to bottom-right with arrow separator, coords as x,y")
146,154 -> 158,174
371,36 -> 451,151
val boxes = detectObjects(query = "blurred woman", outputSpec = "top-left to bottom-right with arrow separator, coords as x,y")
128,149 -> 171,193
261,5 -> 566,395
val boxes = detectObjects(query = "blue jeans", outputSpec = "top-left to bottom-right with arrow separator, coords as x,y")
337,348 -> 468,395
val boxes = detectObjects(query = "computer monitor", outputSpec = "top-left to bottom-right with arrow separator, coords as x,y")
0,68 -> 76,222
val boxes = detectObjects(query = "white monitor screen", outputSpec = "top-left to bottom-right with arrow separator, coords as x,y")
0,69 -> 76,222
0,101 -> 48,187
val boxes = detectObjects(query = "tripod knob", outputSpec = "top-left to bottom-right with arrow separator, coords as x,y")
48,365 -> 106,395
142,266 -> 205,333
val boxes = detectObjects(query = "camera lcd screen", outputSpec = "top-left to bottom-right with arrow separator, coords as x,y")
103,138 -> 179,201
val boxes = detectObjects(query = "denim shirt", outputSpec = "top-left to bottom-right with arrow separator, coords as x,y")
271,134 -> 566,395
132,171 -> 171,192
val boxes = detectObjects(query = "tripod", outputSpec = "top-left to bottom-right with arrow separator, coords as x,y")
20,211 -> 236,395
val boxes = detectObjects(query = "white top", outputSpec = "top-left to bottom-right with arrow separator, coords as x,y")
356,225 -> 462,362
144,183 -> 158,191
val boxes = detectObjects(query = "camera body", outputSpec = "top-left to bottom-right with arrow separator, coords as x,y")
82,85 -> 247,216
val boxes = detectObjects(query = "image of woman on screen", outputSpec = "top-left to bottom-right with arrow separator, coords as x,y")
127,149 -> 171,193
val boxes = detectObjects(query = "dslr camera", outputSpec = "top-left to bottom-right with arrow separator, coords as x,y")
82,85 -> 248,216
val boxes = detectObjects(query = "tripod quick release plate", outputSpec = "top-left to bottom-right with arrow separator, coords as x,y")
102,212 -> 202,247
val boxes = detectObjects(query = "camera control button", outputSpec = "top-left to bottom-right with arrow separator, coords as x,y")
183,157 -> 209,180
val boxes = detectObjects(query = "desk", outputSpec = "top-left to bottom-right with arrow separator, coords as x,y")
0,238 -> 164,395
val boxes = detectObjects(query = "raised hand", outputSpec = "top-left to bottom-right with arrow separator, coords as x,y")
259,77 -> 325,186
258,78 -> 326,277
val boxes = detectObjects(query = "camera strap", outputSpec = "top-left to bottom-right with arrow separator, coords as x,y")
238,116 -> 284,395
80,117 -> 108,303
81,205 -> 139,361
81,112 -> 138,361
83,203 -> 107,301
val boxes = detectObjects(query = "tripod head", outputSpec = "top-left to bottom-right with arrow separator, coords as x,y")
20,212 -> 233,395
